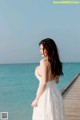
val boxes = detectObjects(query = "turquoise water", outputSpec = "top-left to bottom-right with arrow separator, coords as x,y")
0,63 -> 80,120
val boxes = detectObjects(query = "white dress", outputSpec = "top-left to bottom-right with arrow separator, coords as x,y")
32,66 -> 65,120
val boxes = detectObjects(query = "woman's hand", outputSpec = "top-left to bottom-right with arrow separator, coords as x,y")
31,99 -> 38,108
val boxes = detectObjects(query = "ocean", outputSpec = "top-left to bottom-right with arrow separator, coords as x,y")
0,62 -> 80,120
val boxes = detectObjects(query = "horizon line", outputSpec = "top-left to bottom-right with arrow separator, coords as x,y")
0,61 -> 80,65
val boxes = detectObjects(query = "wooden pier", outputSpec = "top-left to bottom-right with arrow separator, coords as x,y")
62,73 -> 80,120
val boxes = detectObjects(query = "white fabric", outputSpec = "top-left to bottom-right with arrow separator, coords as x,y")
32,66 -> 65,120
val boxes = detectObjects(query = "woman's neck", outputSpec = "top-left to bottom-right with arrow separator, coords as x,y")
43,57 -> 48,61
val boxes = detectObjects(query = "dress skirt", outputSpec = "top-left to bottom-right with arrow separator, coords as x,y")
32,80 -> 65,120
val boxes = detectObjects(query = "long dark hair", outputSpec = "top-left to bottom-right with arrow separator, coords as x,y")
39,38 -> 63,77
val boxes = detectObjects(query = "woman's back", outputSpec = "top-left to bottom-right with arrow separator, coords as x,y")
37,58 -> 59,83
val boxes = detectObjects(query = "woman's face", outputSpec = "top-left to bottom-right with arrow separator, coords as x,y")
39,44 -> 48,57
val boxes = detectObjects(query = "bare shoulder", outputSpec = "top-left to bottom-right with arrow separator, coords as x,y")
40,59 -> 45,63
40,59 -> 48,67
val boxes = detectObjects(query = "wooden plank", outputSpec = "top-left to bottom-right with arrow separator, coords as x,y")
62,73 -> 80,120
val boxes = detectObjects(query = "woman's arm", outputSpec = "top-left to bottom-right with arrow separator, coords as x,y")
31,59 -> 48,108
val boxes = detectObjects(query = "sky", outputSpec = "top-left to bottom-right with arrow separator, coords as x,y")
0,0 -> 80,63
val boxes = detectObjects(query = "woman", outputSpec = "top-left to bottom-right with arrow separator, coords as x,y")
31,38 -> 65,120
